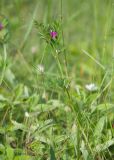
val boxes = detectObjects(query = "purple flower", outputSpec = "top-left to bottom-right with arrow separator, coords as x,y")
50,31 -> 57,39
0,23 -> 3,31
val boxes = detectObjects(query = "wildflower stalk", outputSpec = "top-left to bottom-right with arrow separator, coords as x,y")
60,0 -> 68,78
56,55 -> 64,78
51,42 -> 64,78
59,6 -> 95,155
60,0 -> 71,101
0,44 -> 7,85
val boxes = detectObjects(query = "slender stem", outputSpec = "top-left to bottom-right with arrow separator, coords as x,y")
1,107 -> 9,125
56,55 -> 64,77
3,44 -> 7,61
82,49 -> 105,70
0,44 -> 7,85
51,42 -> 64,78
20,2 -> 39,50
60,0 -> 68,78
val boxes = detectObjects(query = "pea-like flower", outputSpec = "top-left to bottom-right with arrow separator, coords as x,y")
50,30 -> 57,39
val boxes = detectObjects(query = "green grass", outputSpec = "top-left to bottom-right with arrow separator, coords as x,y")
0,0 -> 114,159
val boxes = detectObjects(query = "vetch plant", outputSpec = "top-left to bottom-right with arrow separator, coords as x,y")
35,20 -> 67,78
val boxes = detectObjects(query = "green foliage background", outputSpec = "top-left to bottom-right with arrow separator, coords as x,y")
0,0 -> 114,159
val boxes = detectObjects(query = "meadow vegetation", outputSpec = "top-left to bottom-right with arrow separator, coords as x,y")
0,0 -> 114,159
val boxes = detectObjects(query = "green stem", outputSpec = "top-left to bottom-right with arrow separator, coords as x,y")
60,0 -> 68,78
56,55 -> 64,78
0,44 -> 7,85
51,43 -> 64,78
